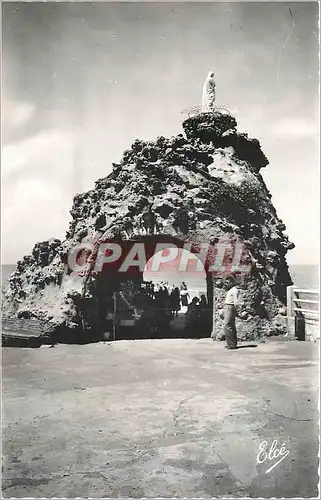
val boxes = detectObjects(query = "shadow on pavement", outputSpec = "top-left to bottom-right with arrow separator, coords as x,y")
236,344 -> 258,349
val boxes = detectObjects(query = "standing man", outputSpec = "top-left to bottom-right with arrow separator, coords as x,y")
223,276 -> 240,349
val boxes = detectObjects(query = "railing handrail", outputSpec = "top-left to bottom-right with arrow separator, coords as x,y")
286,284 -> 320,339
293,307 -> 319,315
292,288 -> 319,295
293,298 -> 319,304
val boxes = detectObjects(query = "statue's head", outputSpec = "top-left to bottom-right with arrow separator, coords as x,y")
208,71 -> 215,78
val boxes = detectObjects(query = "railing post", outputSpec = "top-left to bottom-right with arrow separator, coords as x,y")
286,285 -> 296,337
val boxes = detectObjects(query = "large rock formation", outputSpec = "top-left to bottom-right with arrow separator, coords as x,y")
2,112 -> 294,340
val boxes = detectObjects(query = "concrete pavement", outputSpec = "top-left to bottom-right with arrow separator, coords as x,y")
2,338 -> 319,498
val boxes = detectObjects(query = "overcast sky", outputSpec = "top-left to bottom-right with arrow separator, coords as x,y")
2,1 -> 319,265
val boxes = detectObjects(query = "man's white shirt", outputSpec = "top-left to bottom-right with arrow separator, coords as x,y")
225,286 -> 239,306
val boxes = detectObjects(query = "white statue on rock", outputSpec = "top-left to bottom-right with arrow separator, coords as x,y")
202,71 -> 216,112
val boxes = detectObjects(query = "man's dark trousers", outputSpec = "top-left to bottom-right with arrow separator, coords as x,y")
224,305 -> 237,348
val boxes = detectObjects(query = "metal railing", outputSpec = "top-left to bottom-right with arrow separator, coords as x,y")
286,285 -> 319,341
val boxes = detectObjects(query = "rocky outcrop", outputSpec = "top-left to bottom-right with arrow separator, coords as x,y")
2,111 -> 294,339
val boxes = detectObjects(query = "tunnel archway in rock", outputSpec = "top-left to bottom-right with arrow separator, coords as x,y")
89,235 -> 214,340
